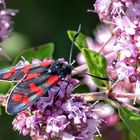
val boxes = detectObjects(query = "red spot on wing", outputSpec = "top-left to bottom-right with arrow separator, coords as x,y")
40,61 -> 53,67
22,65 -> 30,73
29,83 -> 39,92
36,88 -> 44,96
12,94 -> 30,104
12,94 -> 23,102
47,75 -> 60,85
29,83 -> 44,95
24,73 -> 40,81
3,68 -> 16,79
22,96 -> 30,104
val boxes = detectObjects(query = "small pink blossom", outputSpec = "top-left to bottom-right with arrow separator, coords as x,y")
116,62 -> 135,80
0,1 -> 17,42
94,0 -> 111,20
12,74 -> 100,140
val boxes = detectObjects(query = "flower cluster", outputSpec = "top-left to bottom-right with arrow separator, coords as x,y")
76,0 -> 140,128
94,0 -> 140,82
0,0 -> 17,43
77,0 -> 140,103
12,59 -> 101,140
94,0 -> 140,102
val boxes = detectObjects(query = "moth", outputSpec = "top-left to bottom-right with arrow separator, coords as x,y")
0,24 -> 108,115
1,59 -> 72,115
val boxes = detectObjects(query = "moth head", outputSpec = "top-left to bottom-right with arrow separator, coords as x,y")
50,60 -> 73,77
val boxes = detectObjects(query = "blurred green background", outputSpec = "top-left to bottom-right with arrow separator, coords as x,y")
4,0 -> 98,61
0,0 -> 99,140
0,1 -> 138,140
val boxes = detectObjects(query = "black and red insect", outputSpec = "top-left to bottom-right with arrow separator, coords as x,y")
0,25 -> 81,115
0,59 -> 73,115
0,25 -> 109,115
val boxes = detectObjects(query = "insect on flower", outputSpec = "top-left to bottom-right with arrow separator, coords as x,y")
0,25 -> 81,115
0,25 -> 109,115
4,59 -> 73,115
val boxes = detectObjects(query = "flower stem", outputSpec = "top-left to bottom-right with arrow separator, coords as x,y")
74,92 -> 139,101
74,92 -> 140,114
98,34 -> 113,53
108,93 -> 140,114
74,92 -> 107,101
115,93 -> 139,100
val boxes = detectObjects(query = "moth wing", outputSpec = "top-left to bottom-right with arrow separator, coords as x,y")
0,60 -> 53,81
6,73 -> 61,115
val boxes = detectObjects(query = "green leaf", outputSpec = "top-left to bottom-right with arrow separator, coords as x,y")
67,31 -> 109,87
13,43 -> 54,65
2,32 -> 30,60
82,48 -> 109,87
67,30 -> 88,51
119,107 -> 140,140
0,81 -> 13,94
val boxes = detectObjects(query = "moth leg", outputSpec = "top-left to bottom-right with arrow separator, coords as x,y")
49,84 -> 61,105
50,81 -> 70,103
58,80 -> 72,99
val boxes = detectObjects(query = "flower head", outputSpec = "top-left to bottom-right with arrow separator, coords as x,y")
0,0 -> 17,43
93,0 -> 140,84
12,59 -> 101,140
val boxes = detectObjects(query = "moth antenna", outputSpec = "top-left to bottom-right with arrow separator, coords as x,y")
73,68 -> 110,81
82,72 -> 109,81
69,24 -> 81,64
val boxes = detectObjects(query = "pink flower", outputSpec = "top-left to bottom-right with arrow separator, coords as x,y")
94,0 -> 111,20
114,15 -> 136,35
12,77 -> 101,140
116,62 -> 135,80
95,103 -> 119,126
0,1 -> 17,42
